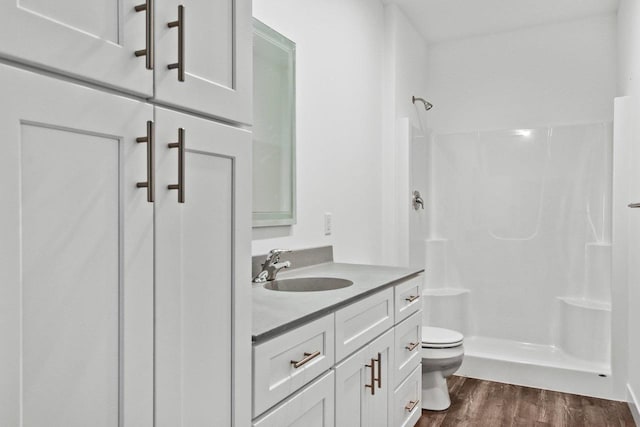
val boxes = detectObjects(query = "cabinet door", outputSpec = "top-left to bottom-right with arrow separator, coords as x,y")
154,106 -> 252,427
0,64 -> 154,427
367,329 -> 394,427
154,0 -> 252,124
335,345 -> 369,427
335,329 -> 394,427
0,0 -> 152,96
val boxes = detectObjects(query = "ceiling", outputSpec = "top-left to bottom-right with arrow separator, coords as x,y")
384,0 -> 620,44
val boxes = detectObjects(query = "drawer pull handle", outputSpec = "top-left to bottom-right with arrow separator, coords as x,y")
365,358 -> 376,395
291,351 -> 321,368
405,400 -> 420,412
405,295 -> 419,303
406,342 -> 419,351
136,120 -> 154,202
167,5 -> 185,81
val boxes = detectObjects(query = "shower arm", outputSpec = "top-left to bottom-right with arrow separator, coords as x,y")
412,96 -> 433,111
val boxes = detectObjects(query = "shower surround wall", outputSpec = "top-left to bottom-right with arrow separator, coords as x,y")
420,13 -> 618,398
426,123 -> 612,358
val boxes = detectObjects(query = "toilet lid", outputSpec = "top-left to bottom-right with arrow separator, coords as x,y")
422,326 -> 464,348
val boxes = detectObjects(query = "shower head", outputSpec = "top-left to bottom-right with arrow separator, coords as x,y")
412,96 -> 433,111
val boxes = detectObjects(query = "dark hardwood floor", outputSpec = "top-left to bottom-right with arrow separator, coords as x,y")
416,376 -> 636,427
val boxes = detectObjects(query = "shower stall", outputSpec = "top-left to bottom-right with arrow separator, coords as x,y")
409,121 -> 616,398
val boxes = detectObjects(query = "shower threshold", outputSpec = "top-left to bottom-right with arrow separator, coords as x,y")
458,336 -> 615,400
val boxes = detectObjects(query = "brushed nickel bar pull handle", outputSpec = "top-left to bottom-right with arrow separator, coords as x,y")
406,342 -> 419,352
376,352 -> 382,389
405,400 -> 420,412
405,295 -> 419,303
290,351 -> 321,369
365,358 -> 376,395
629,203 -> 640,208
167,5 -> 185,81
136,121 -> 154,203
134,0 -> 154,69
167,128 -> 185,203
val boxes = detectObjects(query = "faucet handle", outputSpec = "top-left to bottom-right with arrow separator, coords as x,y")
266,248 -> 292,262
269,248 -> 291,255
268,248 -> 291,256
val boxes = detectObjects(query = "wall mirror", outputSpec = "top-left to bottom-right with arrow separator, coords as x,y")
252,19 -> 296,227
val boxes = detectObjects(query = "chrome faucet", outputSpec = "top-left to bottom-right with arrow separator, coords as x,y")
253,249 -> 292,283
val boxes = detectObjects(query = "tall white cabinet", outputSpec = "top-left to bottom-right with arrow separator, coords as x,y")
0,0 -> 252,425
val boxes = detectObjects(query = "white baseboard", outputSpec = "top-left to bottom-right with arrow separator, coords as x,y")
628,384 -> 640,427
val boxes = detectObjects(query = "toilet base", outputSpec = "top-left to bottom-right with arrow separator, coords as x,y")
421,370 -> 451,411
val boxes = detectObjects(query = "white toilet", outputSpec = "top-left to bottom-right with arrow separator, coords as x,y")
421,326 -> 464,411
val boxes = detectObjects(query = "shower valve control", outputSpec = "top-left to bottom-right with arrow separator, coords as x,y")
412,191 -> 425,210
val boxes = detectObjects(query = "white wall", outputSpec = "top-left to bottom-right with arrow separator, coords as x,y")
252,0 -> 385,263
426,14 -> 617,133
618,0 -> 640,418
381,4 -> 429,267
253,1 -> 429,266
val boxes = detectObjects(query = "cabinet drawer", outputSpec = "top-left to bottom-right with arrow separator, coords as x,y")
335,288 -> 394,361
394,275 -> 423,324
253,371 -> 335,427
394,310 -> 422,387
253,314 -> 335,417
393,365 -> 422,427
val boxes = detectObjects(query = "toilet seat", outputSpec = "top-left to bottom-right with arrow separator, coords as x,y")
422,326 -> 464,349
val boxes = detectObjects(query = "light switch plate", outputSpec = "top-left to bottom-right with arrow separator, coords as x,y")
324,213 -> 332,235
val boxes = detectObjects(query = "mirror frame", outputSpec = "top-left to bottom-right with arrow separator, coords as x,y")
252,18 -> 297,227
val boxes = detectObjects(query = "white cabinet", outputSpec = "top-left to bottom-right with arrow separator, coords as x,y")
252,276 -> 423,426
0,64 -> 252,427
154,0 -> 252,124
253,371 -> 335,427
0,65 -> 154,427
0,0 -> 152,96
154,106 -> 252,427
0,0 -> 252,422
335,329 -> 394,427
0,0 -> 252,124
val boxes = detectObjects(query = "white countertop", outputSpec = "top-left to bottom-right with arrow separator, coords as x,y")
252,262 -> 423,343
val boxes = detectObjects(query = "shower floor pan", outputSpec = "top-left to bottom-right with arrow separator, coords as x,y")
458,336 -> 615,400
